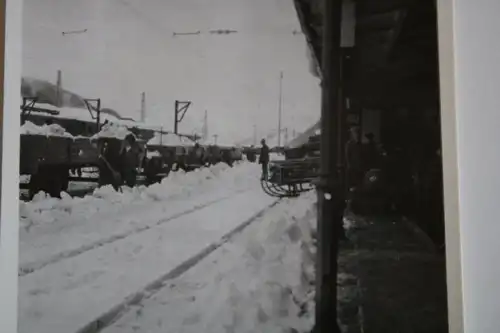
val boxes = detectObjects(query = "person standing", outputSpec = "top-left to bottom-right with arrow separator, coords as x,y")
120,134 -> 141,187
259,139 -> 270,180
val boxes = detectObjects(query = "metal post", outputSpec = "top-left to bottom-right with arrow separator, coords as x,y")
314,0 -> 343,331
96,98 -> 101,132
56,70 -> 62,107
253,124 -> 257,146
278,71 -> 283,147
202,110 -> 208,140
140,92 -> 146,122
174,100 -> 179,134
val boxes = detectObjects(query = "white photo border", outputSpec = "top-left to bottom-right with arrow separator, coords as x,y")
0,0 -> 22,332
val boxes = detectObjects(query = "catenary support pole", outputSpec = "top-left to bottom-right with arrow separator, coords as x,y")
278,71 -> 283,147
174,100 -> 179,134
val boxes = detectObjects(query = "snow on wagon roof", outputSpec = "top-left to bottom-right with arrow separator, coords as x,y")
147,133 -> 195,147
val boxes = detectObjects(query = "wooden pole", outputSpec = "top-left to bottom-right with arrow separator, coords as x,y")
314,0 -> 343,331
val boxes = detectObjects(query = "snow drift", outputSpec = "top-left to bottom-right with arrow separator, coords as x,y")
20,161 -> 261,230
104,191 -> 318,333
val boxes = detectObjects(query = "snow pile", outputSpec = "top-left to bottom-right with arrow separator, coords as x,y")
92,122 -> 134,140
20,120 -> 73,138
147,132 -> 194,147
106,191 -> 318,333
19,161 -> 261,229
188,191 -> 317,333
146,150 -> 161,159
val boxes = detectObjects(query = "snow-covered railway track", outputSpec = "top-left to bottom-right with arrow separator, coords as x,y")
19,189 -> 249,277
19,189 -> 277,333
76,199 -> 281,333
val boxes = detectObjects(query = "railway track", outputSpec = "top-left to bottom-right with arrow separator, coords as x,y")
75,198 -> 281,333
19,188 -> 250,276
19,189 -> 279,333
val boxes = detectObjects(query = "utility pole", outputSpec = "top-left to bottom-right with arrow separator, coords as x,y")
213,134 -> 218,145
202,110 -> 208,141
140,92 -> 146,122
278,71 -> 283,147
253,124 -> 257,146
284,127 -> 289,146
56,70 -> 62,107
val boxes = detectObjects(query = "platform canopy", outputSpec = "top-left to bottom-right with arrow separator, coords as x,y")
293,0 -> 439,109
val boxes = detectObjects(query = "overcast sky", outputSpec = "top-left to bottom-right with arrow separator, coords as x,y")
23,0 -> 321,144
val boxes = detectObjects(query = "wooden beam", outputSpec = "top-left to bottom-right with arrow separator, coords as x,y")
314,0 -> 343,331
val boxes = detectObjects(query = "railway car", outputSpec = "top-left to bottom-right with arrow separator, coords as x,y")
20,120 -> 147,198
20,99 -> 245,197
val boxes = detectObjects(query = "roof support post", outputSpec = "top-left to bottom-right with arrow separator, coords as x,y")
313,0 -> 345,332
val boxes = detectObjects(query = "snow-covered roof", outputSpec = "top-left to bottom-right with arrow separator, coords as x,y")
92,122 -> 134,140
147,133 -> 195,147
196,137 -> 240,148
20,121 -> 74,138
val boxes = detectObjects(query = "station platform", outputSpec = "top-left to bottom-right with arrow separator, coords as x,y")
337,214 -> 448,333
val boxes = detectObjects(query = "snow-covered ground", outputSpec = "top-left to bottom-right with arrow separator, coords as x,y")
104,192 -> 317,333
18,162 -> 316,333
19,162 -> 258,273
18,161 -> 318,333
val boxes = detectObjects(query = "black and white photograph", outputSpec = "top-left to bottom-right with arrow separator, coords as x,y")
15,0 -> 452,333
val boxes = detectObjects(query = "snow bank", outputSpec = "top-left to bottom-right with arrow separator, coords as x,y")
147,132 -> 194,147
105,191 -> 318,333
146,150 -> 161,159
92,122 -> 134,140
184,191 -> 317,333
19,161 -> 261,230
20,120 -> 73,138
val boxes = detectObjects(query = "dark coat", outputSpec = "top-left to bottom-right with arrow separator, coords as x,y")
259,144 -> 270,164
